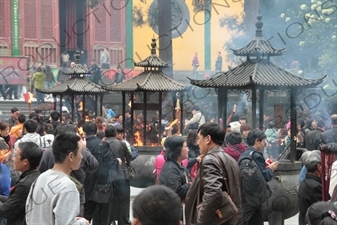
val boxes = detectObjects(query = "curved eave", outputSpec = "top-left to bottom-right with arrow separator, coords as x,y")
134,55 -> 169,68
36,78 -> 107,94
62,65 -> 91,75
106,71 -> 188,92
230,39 -> 285,56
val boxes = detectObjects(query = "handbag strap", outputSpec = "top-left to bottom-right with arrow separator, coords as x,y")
209,152 -> 230,193
197,161 -> 202,206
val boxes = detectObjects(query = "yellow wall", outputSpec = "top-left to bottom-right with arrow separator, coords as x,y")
133,0 -> 244,71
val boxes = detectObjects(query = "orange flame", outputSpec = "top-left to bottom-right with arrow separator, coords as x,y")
134,131 -> 144,146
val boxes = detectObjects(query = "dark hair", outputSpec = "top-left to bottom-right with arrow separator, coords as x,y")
240,123 -> 252,134
18,113 -> 26,124
62,112 -> 71,120
90,58 -> 96,62
198,122 -> 225,146
266,121 -> 275,129
239,115 -> 247,122
45,65 -> 51,72
186,130 -> 198,145
192,105 -> 200,111
115,114 -> 122,119
97,131 -> 105,140
331,114 -> 337,125
18,142 -> 42,170
63,119 -> 73,124
11,107 -> 19,114
306,201 -> 337,225
306,118 -> 315,129
298,119 -> 305,129
44,123 -> 54,134
29,112 -> 39,122
52,133 -> 81,163
116,126 -> 124,133
37,67 -> 42,72
132,185 -> 181,225
164,136 -> 185,161
83,122 -> 97,136
50,111 -> 60,121
247,129 -> 267,146
105,125 -> 116,138
0,121 -> 9,131
225,132 -> 242,146
316,119 -> 325,129
23,120 -> 38,133
54,124 -> 77,136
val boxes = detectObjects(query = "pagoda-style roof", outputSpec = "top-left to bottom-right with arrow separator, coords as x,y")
231,14 -> 285,56
188,60 -> 326,89
134,38 -> 169,68
63,64 -> 89,75
105,70 -> 187,92
37,77 -> 107,94
64,50 -> 91,75
107,38 -> 186,92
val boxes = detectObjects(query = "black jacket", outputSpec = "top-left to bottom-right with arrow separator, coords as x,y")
0,169 -> 40,225
84,135 -> 118,201
322,126 -> 337,144
304,128 -> 324,150
106,137 -> 132,180
159,160 -> 191,200
297,173 -> 322,225
187,143 -> 200,173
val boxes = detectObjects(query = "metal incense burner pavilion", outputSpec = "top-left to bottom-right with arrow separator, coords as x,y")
106,38 -> 188,187
189,14 -> 326,225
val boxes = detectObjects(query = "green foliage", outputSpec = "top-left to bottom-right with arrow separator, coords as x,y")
220,0 -> 337,80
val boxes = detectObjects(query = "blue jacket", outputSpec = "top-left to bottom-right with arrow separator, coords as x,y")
239,146 -> 273,182
0,163 -> 10,196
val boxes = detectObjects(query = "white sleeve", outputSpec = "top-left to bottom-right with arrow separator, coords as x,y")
329,162 -> 337,197
186,112 -> 201,126
54,191 -> 84,225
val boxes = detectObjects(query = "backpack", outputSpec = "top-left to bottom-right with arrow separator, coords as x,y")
92,141 -> 119,204
95,141 -> 120,185
238,151 -> 272,205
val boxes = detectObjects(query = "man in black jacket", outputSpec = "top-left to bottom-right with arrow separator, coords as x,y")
304,119 -> 325,150
322,114 -> 337,144
89,59 -> 101,84
0,142 -> 42,225
105,125 -> 132,225
83,122 -> 121,224
297,150 -> 322,225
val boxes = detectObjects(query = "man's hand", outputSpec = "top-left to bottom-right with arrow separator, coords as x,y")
267,161 -> 279,172
75,217 -> 90,225
117,158 -> 122,165
233,104 -> 237,113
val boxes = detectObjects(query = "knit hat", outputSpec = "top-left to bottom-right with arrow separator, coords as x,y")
0,137 -> 9,150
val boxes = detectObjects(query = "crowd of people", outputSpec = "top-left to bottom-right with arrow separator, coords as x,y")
0,101 -> 337,225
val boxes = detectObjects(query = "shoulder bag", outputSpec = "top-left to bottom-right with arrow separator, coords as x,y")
196,153 -> 238,225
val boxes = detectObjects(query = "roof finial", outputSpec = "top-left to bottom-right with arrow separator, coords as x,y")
255,13 -> 263,38
75,50 -> 81,64
151,37 -> 156,55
